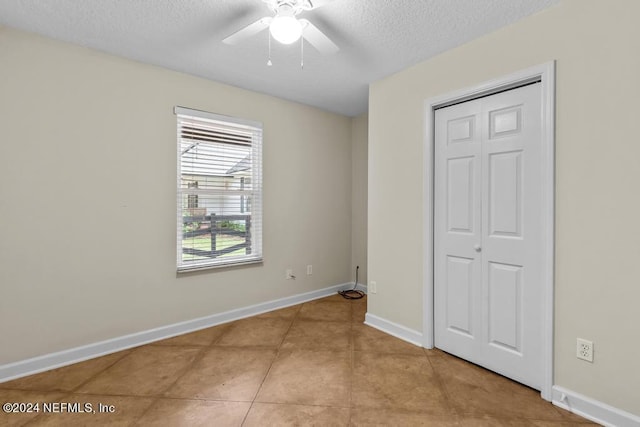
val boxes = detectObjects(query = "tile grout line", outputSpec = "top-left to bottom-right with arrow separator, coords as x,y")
240,304 -> 302,426
129,345 -> 211,425
424,352 -> 463,421
69,351 -> 133,394
1,348 -> 137,425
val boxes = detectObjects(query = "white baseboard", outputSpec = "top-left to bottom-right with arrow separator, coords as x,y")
0,282 -> 356,383
364,313 -> 423,347
552,386 -> 640,427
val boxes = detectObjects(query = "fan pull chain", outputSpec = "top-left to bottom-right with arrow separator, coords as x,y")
267,31 -> 273,66
300,36 -> 304,69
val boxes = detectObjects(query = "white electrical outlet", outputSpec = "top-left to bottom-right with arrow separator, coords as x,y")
286,269 -> 295,279
306,265 -> 313,275
576,338 -> 594,362
369,281 -> 377,294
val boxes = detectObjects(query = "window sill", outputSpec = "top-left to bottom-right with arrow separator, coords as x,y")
177,257 -> 263,274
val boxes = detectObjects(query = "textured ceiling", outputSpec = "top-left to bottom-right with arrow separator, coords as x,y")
0,0 -> 559,116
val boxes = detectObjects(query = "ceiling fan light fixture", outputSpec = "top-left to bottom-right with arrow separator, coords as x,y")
269,13 -> 302,44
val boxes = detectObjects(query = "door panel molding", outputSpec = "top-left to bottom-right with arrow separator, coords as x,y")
423,61 -> 555,401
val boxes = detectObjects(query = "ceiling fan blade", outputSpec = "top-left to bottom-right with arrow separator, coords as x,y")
222,17 -> 272,45
304,0 -> 334,10
300,19 -> 339,55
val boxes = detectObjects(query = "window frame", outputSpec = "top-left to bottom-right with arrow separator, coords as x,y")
174,106 -> 263,272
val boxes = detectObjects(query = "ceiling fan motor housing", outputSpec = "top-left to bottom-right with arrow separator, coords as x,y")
224,0 -> 338,55
264,0 -> 314,15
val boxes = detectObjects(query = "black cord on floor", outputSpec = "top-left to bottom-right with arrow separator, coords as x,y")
339,266 -> 365,300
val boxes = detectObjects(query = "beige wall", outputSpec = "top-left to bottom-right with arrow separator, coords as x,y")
368,0 -> 640,415
351,113 -> 368,286
0,26 -> 352,364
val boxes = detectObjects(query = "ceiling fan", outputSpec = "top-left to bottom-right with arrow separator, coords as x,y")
222,0 -> 339,55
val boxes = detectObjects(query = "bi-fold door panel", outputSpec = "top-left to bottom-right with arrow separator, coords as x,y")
434,83 -> 543,390
434,99 -> 482,361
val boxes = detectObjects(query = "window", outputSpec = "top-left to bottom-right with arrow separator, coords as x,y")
175,106 -> 263,271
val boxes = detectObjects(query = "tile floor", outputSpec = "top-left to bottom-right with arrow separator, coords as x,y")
0,294 -> 596,426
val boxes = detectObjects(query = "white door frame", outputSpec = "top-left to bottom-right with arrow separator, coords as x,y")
422,61 -> 556,401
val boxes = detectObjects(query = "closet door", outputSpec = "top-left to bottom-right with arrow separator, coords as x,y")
434,83 -> 543,389
434,98 -> 483,363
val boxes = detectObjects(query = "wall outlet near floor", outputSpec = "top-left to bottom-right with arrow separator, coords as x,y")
306,265 -> 313,275
286,269 -> 295,280
369,281 -> 377,294
576,338 -> 594,362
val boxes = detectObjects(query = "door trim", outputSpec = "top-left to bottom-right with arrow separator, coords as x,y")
422,61 -> 556,400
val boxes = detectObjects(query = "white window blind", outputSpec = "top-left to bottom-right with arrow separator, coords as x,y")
175,106 -> 263,271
